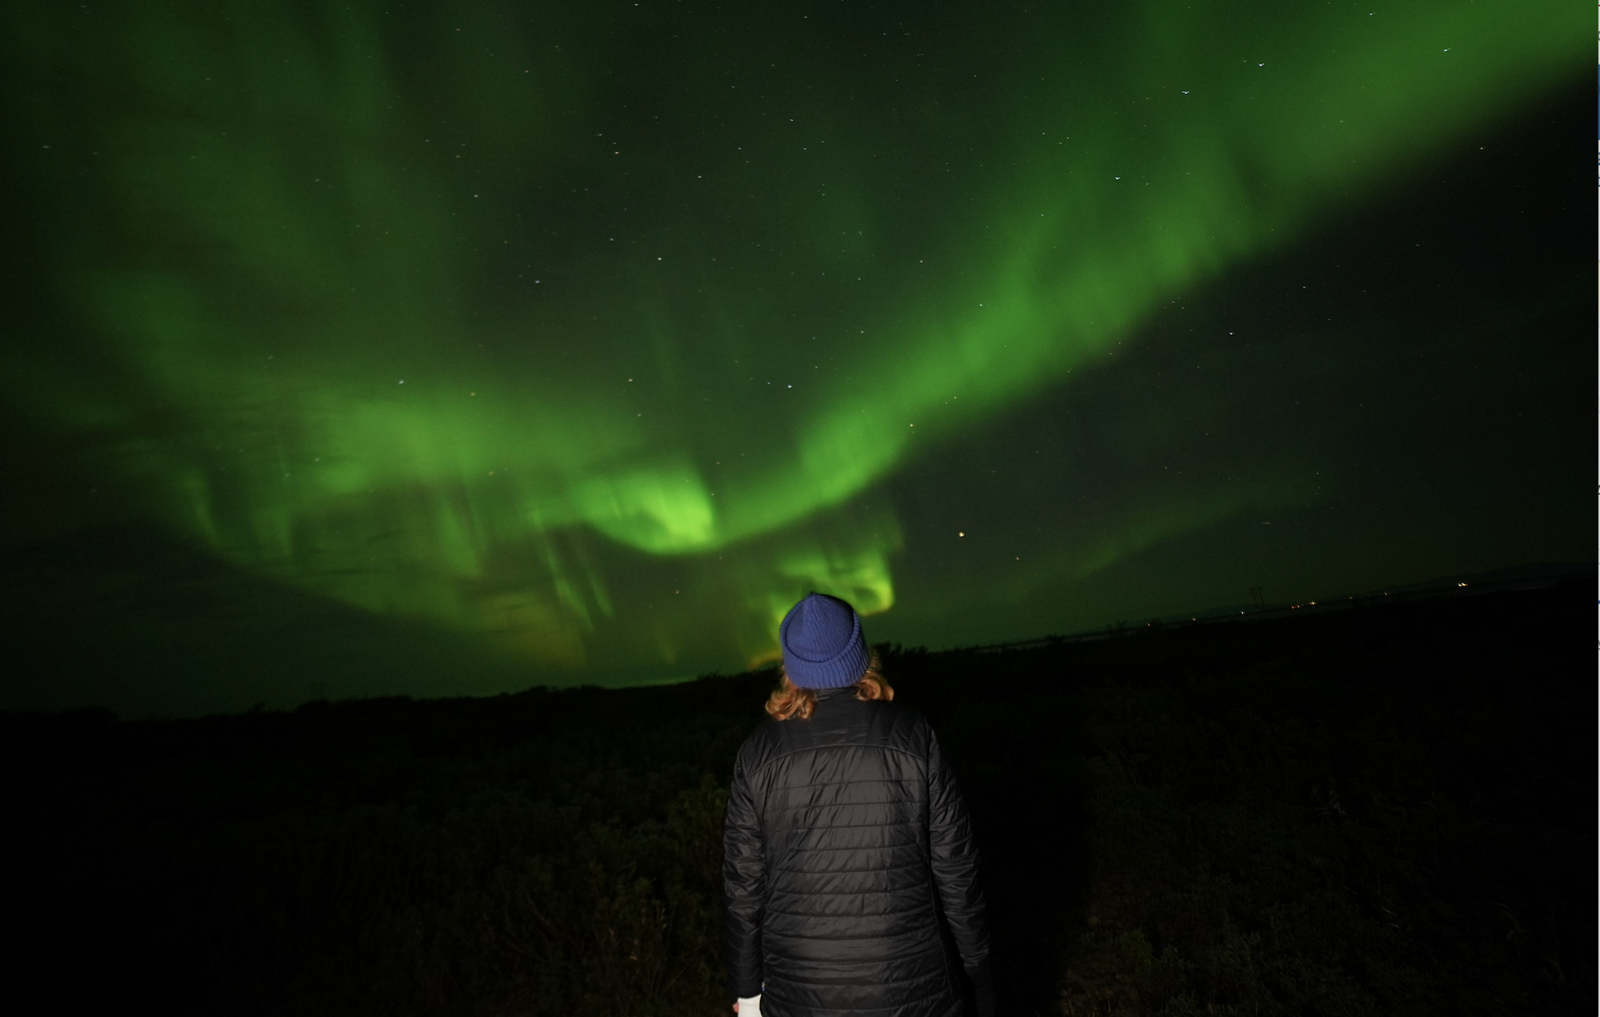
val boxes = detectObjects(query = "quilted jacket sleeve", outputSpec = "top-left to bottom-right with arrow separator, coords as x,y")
722,744 -> 766,1000
926,726 -> 991,970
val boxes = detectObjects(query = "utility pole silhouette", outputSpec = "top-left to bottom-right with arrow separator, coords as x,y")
1249,586 -> 1265,612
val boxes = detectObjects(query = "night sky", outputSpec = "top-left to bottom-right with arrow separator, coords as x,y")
0,1 -> 1585,716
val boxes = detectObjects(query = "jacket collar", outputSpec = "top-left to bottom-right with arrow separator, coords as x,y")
812,686 -> 857,702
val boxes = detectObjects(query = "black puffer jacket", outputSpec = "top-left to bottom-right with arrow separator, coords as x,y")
723,687 -> 991,1016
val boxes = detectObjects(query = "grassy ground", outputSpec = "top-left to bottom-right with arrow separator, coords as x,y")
1040,596 -> 1590,1016
1,583 -> 1588,1016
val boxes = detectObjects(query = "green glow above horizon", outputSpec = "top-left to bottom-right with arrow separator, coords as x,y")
0,0 -> 1580,686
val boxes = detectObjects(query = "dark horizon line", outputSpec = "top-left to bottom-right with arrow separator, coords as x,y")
898,559 -> 1596,657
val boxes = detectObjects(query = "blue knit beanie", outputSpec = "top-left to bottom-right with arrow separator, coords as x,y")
779,592 -> 870,689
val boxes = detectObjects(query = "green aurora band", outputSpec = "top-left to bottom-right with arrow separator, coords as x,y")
0,1 -> 1580,690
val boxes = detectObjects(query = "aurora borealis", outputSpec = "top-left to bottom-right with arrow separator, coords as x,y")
0,1 -> 1586,715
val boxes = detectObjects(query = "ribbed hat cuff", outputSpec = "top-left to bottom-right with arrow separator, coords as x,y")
784,637 -> 869,689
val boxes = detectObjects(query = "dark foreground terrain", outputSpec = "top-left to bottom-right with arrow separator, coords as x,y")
1,582 -> 1591,1016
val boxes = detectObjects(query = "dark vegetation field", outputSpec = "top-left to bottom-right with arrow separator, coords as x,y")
2,583 -> 1590,1016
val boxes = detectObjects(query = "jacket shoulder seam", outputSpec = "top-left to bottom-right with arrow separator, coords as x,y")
744,738 -> 929,779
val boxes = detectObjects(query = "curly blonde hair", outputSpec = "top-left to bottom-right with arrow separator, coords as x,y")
765,651 -> 893,721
